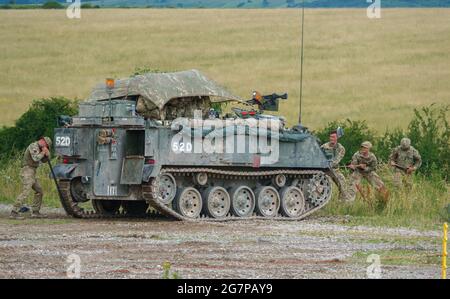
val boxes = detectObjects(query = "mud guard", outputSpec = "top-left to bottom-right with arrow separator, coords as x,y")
143,164 -> 162,182
50,164 -> 78,179
142,165 -> 153,182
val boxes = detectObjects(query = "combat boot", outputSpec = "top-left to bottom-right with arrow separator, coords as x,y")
9,211 -> 25,220
19,206 -> 30,213
30,211 -> 47,218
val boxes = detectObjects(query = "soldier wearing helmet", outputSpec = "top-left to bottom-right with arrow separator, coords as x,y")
389,137 -> 421,188
347,141 -> 389,202
10,137 -> 52,219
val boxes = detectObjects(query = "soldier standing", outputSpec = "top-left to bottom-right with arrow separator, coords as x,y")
321,130 -> 348,200
10,137 -> 52,219
347,141 -> 389,202
389,137 -> 421,188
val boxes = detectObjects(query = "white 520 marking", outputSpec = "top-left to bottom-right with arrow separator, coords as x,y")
172,142 -> 192,153
56,136 -> 71,147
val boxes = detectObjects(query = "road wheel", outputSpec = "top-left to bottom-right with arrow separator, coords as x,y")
280,186 -> 306,218
173,187 -> 202,219
229,185 -> 255,217
255,186 -> 280,217
202,186 -> 231,219
158,174 -> 177,205
70,177 -> 89,203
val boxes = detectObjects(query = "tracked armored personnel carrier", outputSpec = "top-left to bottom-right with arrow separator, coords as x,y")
53,70 -> 338,221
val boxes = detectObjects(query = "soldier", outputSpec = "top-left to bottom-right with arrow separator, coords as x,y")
321,130 -> 348,200
10,137 -> 52,219
347,141 -> 389,202
389,137 -> 421,188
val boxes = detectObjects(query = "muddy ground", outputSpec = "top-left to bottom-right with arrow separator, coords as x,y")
0,205 -> 442,279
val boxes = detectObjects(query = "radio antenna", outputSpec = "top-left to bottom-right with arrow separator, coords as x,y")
298,0 -> 305,124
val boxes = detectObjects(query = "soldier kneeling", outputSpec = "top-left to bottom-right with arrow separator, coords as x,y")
347,141 -> 389,202
389,137 -> 421,189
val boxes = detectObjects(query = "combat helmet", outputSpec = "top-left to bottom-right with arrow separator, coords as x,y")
400,137 -> 411,150
361,141 -> 372,150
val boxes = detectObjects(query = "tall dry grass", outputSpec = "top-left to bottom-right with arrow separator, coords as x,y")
0,157 -> 60,207
322,164 -> 449,229
0,9 -> 449,130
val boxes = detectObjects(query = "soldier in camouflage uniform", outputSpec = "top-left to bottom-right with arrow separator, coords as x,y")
321,130 -> 348,200
10,137 -> 52,219
389,137 -> 421,188
347,141 -> 389,202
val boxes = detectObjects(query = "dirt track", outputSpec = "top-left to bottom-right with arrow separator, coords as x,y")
0,206 -> 442,279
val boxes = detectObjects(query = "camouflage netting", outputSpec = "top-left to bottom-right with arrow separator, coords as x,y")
87,69 -> 243,120
136,95 -> 212,120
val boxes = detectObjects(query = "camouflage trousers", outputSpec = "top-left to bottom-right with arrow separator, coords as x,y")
347,171 -> 385,201
13,166 -> 43,213
392,169 -> 413,189
331,168 -> 349,201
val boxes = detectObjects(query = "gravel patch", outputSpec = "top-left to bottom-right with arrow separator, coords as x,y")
0,205 -> 441,279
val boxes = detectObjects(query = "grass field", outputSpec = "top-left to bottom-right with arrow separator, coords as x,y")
0,8 -> 449,131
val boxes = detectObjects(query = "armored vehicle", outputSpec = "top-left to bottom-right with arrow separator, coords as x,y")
53,70 -> 338,221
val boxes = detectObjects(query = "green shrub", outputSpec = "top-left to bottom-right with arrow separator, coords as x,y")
80,3 -> 100,8
375,128 -> 404,162
0,97 -> 78,163
42,1 -> 64,9
317,105 -> 449,180
406,105 -> 449,178
375,105 -> 449,178
0,4 -> 42,9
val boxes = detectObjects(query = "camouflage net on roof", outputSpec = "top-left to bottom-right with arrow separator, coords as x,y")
87,69 -> 242,110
